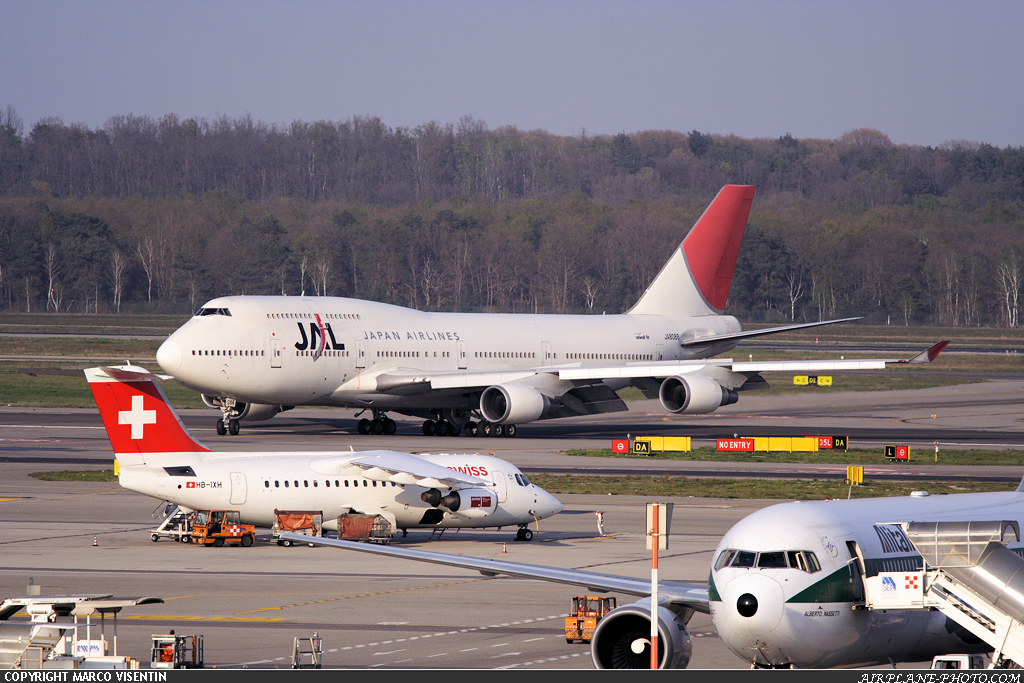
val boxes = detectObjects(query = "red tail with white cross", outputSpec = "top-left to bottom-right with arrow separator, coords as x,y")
85,366 -> 211,456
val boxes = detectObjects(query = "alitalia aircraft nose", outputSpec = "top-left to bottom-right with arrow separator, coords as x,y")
156,338 -> 182,374
721,573 -> 785,637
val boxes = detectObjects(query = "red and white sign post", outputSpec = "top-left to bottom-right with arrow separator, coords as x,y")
646,502 -> 673,669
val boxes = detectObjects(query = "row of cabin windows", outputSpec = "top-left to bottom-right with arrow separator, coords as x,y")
377,351 -> 450,358
475,351 -> 536,359
567,352 -> 653,361
193,349 -> 265,357
264,479 -> 402,489
266,312 -> 361,320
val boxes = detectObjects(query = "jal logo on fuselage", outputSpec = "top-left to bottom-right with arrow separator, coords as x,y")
294,322 -> 344,351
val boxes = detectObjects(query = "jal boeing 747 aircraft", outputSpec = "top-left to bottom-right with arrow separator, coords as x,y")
291,487 -> 1024,669
155,185 -> 948,437
85,365 -> 561,541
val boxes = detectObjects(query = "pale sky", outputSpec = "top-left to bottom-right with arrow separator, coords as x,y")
2,0 -> 1021,147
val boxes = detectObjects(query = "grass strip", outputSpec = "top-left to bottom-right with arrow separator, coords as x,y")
31,470 -> 117,482
527,474 -> 1013,500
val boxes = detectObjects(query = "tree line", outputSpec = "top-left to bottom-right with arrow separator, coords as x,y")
0,106 -> 1022,326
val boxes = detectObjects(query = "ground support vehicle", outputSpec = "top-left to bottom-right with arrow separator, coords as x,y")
150,505 -> 194,543
150,633 -> 204,669
190,510 -> 255,547
931,655 -> 987,669
273,509 -> 324,546
564,596 -> 617,643
338,513 -> 393,543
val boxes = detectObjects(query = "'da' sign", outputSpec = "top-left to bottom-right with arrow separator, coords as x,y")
717,438 -> 754,452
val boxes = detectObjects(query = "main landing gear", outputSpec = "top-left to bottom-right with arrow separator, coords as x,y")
357,410 -> 397,435
422,418 -> 518,438
216,418 -> 241,436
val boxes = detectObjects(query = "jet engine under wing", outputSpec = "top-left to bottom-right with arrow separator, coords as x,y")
346,451 -> 493,489
280,534 -> 710,612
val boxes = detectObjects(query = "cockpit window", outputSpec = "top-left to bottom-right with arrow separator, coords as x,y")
731,551 -> 757,567
757,552 -> 787,568
513,473 -> 532,487
715,548 -> 822,573
196,307 -> 232,317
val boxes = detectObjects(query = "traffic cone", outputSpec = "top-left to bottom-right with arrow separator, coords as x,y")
93,535 -> 98,546
501,542 -> 507,554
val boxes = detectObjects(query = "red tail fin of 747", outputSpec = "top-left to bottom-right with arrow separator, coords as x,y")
86,366 -> 211,457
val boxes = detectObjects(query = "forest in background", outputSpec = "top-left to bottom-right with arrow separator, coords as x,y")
0,106 -> 1022,326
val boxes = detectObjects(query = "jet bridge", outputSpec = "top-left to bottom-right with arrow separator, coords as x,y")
862,520 -> 1024,668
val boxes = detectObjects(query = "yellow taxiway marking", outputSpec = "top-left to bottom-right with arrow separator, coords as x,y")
238,578 -> 487,614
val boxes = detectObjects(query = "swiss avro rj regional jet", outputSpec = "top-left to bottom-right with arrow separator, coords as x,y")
85,365 -> 561,541
291,486 -> 1024,669
155,185 -> 948,437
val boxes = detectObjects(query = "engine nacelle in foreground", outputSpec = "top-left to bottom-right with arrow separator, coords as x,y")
590,602 -> 693,669
658,375 -> 738,415
480,383 -> 550,424
200,396 -> 289,421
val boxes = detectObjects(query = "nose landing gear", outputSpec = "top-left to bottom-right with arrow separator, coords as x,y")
515,525 -> 534,542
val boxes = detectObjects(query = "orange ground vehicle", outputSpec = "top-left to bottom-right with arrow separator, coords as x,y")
190,510 -> 256,547
564,596 -> 616,643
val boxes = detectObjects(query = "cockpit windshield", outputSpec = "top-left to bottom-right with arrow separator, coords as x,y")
715,548 -> 821,573
196,307 -> 232,317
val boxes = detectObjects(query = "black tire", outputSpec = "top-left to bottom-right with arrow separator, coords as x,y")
212,538 -> 225,547
480,422 -> 492,437
151,534 -> 160,542
216,419 -> 227,436
449,425 -> 462,437
422,420 -> 435,436
504,424 -> 517,437
522,528 -> 533,541
493,423 -> 504,437
465,421 -> 478,437
357,418 -> 370,434
435,420 -> 449,436
241,534 -> 253,547
282,539 -> 292,547
383,418 -> 397,435
228,419 -> 240,436
370,419 -> 384,435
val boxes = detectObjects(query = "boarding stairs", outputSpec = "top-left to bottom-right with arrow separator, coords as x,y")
863,520 -> 1024,668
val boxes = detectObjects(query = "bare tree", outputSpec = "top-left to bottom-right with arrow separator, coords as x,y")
136,238 -> 156,302
45,243 -> 61,311
109,250 -> 127,313
786,271 -> 805,321
312,254 -> 330,296
997,251 -> 1022,328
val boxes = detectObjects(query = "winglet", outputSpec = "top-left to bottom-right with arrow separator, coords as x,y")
85,366 -> 211,456
899,341 -> 950,364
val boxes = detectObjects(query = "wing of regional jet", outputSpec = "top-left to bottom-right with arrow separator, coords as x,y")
279,533 -> 710,613
345,451 -> 493,489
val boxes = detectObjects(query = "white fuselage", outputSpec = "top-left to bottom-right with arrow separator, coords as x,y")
119,450 -> 561,531
710,491 -> 1024,668
156,295 -> 741,410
